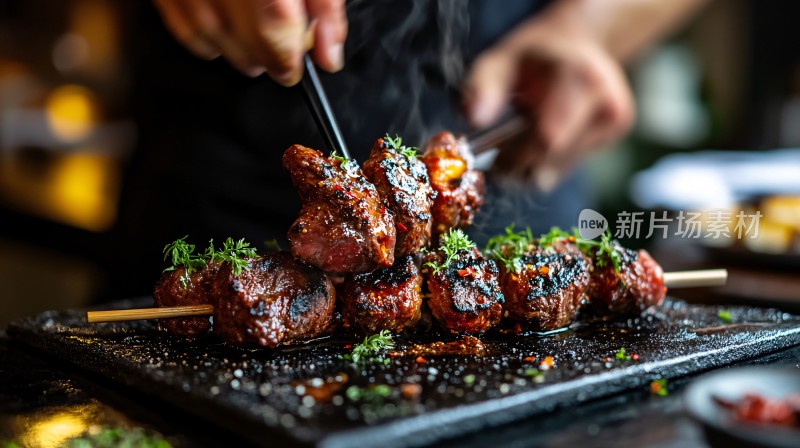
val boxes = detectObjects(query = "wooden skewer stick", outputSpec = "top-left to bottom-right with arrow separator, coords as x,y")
86,304 -> 213,323
663,269 -> 727,289
85,269 -> 728,324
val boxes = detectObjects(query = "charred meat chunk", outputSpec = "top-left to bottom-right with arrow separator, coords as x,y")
425,247 -> 504,334
587,245 -> 666,317
341,255 -> 422,334
500,247 -> 591,332
211,251 -> 336,347
419,132 -> 485,239
363,136 -> 436,256
283,144 -> 396,273
153,263 -> 218,336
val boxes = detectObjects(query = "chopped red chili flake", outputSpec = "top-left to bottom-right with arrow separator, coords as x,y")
523,356 -> 536,363
334,185 -> 357,200
344,344 -> 352,349
458,267 -> 477,278
631,353 -> 640,361
397,222 -> 408,232
415,356 -> 427,364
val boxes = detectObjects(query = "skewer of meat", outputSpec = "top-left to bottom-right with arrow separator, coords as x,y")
419,132 -> 485,242
363,135 -> 436,256
423,229 -> 505,334
211,251 -> 336,347
340,254 -> 422,335
486,228 -> 592,332
486,228 -> 726,332
93,237 -> 336,348
153,236 -> 217,336
283,144 -> 396,274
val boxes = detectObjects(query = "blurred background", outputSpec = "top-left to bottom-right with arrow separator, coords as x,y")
1,0 -> 799,327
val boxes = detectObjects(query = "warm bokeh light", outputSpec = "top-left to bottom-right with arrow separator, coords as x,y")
48,152 -> 117,231
45,84 -> 96,142
17,411 -> 89,448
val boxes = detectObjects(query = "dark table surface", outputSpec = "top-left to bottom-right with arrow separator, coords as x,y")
2,239 -> 799,448
2,333 -> 799,448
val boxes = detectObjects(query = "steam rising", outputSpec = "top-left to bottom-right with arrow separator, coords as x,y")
340,0 -> 470,143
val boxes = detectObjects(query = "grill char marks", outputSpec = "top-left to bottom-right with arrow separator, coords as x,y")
153,263 -> 218,336
363,138 -> 436,256
419,132 -> 485,241
210,252 -> 335,348
587,246 -> 666,317
500,245 -> 591,332
341,255 -> 422,335
425,248 -> 504,334
283,144 -> 396,274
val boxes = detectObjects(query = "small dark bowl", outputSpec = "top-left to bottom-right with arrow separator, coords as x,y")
684,367 -> 800,448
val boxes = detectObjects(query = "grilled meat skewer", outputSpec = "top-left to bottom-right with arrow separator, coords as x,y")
153,262 -> 218,336
363,136 -> 436,257
341,254 -> 422,335
211,251 -> 336,348
424,239 -> 505,334
586,243 -> 666,317
498,244 -> 591,332
283,144 -> 396,274
419,132 -> 485,241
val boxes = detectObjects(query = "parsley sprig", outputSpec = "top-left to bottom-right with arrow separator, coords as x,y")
484,224 -> 534,272
210,237 -> 259,276
341,330 -> 395,365
384,133 -> 418,159
537,227 -> 624,274
425,229 -> 476,273
163,236 -> 259,284
330,150 -> 358,173
163,236 -> 207,286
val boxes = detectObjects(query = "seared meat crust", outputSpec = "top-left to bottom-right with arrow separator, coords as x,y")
425,248 -> 504,333
153,263 -> 218,336
419,132 -> 485,240
283,144 -> 396,274
363,138 -> 436,256
341,255 -> 422,334
210,252 -> 335,347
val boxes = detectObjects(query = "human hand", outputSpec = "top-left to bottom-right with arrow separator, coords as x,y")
463,10 -> 634,190
153,0 -> 347,85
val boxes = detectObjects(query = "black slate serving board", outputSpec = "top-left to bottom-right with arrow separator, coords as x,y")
7,298 -> 800,448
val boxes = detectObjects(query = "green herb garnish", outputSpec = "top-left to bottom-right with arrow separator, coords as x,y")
162,236 -> 207,287
524,368 -> 542,377
484,224 -> 534,272
263,239 -> 281,253
341,330 -> 395,365
330,150 -> 358,173
584,230 -> 624,274
345,384 -> 392,402
537,226 -> 575,250
210,237 -> 258,276
718,309 -> 733,324
537,227 -> 625,276
463,374 -> 476,387
615,348 -> 631,361
384,133 -> 418,159
425,229 -> 476,273
650,378 -> 668,396
64,427 -> 171,448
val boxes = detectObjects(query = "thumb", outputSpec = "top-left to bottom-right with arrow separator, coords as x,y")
463,50 -> 516,128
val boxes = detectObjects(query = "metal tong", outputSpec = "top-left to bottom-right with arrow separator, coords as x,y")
300,54 -> 351,159
300,52 -> 527,166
